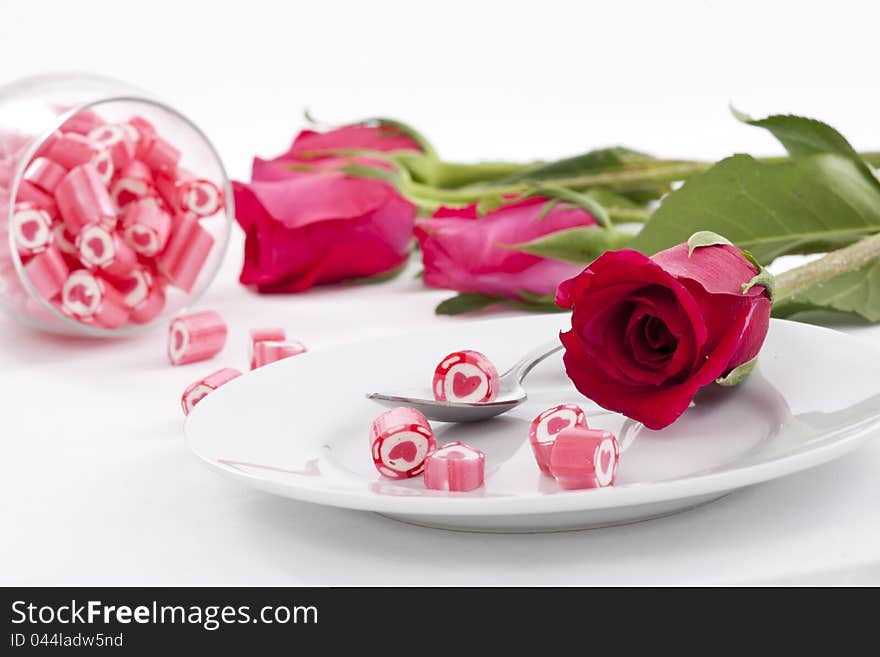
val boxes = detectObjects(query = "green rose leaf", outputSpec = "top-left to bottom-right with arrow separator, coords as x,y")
507,226 -> 634,265
772,259 -> 880,322
629,153 -> 880,264
435,294 -> 503,315
716,356 -> 758,387
687,230 -> 733,255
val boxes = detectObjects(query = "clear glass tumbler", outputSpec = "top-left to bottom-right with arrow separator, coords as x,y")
0,73 -> 232,336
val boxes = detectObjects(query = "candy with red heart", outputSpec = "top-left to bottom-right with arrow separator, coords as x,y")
432,349 -> 499,403
23,245 -> 69,300
178,174 -> 223,217
110,268 -> 166,325
87,124 -> 135,169
181,367 -> 242,416
77,224 -> 137,278
55,163 -> 116,234
248,327 -> 286,369
529,404 -> 588,475
91,149 -> 115,185
121,199 -> 171,256
110,161 -> 154,211
369,406 -> 436,479
423,441 -> 485,492
156,213 -> 214,292
549,428 -> 619,490
167,310 -> 227,366
53,223 -> 78,256
11,204 -> 52,256
251,340 -> 307,369
45,132 -> 101,169
23,157 -> 67,194
60,269 -> 129,328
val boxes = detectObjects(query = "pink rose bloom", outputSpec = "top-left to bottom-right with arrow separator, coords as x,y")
414,197 -> 598,300
233,124 -> 421,292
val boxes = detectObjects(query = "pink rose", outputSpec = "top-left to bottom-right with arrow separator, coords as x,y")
556,240 -> 772,429
414,197 -> 598,300
233,124 -> 421,292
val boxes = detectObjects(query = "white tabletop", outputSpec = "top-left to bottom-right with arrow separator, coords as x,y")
2,0 -> 879,585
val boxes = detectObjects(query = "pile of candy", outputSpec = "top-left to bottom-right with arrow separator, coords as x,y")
172,311 -> 307,416
2,110 -> 223,329
369,349 -> 621,492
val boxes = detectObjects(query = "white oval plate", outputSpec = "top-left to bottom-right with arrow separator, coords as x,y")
185,316 -> 880,532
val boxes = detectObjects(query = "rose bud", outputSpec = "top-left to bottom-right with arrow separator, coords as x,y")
555,233 -> 772,430
414,197 -> 597,301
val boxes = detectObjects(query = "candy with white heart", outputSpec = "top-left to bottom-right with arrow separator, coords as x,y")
369,406 -> 436,480
432,349 -> 500,403
181,367 -> 242,416
549,428 -> 619,490
251,340 -> 307,370
529,404 -> 588,475
423,441 -> 485,492
167,310 -> 227,366
248,327 -> 286,369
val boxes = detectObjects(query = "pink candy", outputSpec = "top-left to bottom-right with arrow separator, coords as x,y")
251,340 -> 307,369
11,205 -> 52,256
110,161 -> 154,211
46,132 -> 101,169
55,163 -> 116,234
142,136 -> 181,174
112,268 -> 166,324
60,269 -> 129,328
424,441 -> 485,492
181,367 -> 242,416
549,428 -> 619,490
24,246 -> 69,300
168,310 -> 227,365
529,404 -> 588,475
249,327 -> 286,369
432,350 -> 500,403
156,213 -> 214,292
23,157 -> 67,194
370,407 -> 436,479
87,124 -> 135,169
121,199 -> 171,257
77,224 -> 137,278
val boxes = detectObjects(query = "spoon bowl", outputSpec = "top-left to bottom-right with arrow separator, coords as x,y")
367,340 -> 562,423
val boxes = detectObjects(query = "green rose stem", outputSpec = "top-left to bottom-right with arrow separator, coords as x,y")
773,232 -> 880,303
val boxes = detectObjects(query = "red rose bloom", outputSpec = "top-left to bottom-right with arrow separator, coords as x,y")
556,242 -> 771,429
414,197 -> 597,300
233,124 -> 421,292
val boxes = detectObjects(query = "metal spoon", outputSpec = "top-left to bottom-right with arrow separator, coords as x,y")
366,340 -> 563,422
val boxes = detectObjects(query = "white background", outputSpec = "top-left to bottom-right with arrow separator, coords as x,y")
1,0 -> 879,584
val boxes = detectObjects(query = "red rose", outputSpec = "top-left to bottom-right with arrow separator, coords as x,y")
556,241 -> 771,429
414,197 -> 597,300
233,124 -> 421,292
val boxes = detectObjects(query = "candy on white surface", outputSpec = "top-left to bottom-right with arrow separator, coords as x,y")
369,407 -> 435,479
251,340 -> 307,369
549,428 -> 619,490
432,349 -> 500,403
423,441 -> 485,492
181,367 -> 242,416
168,310 -> 227,366
248,327 -> 286,369
529,404 -> 588,475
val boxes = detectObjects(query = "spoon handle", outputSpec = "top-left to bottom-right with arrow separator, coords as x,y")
503,339 -> 564,384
